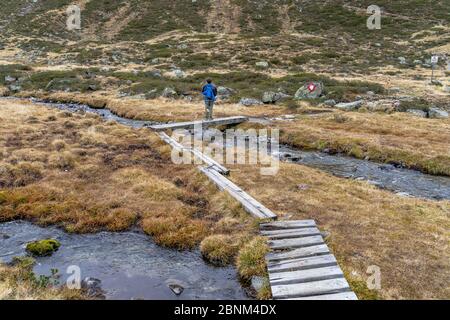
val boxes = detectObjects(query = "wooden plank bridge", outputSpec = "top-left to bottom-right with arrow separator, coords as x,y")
150,117 -> 357,300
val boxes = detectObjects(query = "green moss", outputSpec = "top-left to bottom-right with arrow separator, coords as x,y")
26,239 -> 61,256
11,256 -> 36,269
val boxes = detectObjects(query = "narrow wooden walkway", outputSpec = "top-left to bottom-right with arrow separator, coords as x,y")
199,166 -> 277,220
152,117 -> 356,300
150,116 -> 248,131
261,220 -> 358,300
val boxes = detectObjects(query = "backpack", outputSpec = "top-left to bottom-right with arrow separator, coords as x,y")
203,84 -> 215,101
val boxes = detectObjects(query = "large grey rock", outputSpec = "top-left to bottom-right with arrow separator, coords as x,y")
407,109 -> 427,118
217,86 -> 234,99
173,69 -> 185,78
324,99 -> 336,107
294,82 -> 323,100
335,100 -> 363,110
398,57 -> 407,65
428,107 -> 449,119
239,98 -> 263,106
166,279 -> 186,296
161,87 -> 177,98
81,277 -> 104,298
8,84 -> 22,92
4,75 -> 16,83
261,91 -> 290,104
255,61 -> 269,68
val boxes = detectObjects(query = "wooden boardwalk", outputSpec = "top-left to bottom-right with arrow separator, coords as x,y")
199,166 -> 277,220
261,220 -> 358,300
153,116 -> 356,300
150,116 -> 248,131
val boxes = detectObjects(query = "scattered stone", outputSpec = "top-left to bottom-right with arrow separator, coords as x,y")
0,233 -> 10,239
87,84 -> 97,91
374,43 -> 382,47
297,184 -> 310,191
365,100 -> 396,113
8,84 -> 22,92
413,60 -> 422,65
4,75 -> 16,83
172,69 -> 185,78
407,109 -> 427,118
430,80 -> 443,86
396,192 -> 411,198
262,91 -> 278,104
334,100 -> 363,111
294,82 -> 324,100
151,58 -> 160,64
389,87 -> 401,94
366,91 -> 375,96
166,279 -> 185,296
444,85 -> 450,93
161,87 -> 177,98
26,239 -> 61,256
81,277 -> 105,298
239,98 -> 263,106
398,57 -> 407,65
428,107 -> 449,119
323,99 -> 336,107
217,86 -> 234,100
251,276 -> 266,292
176,43 -> 188,50
255,61 -> 269,69
145,89 -> 159,99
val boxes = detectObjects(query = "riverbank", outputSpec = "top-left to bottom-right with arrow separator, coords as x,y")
0,99 -> 263,299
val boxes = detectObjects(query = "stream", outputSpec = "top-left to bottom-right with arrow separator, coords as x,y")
0,221 -> 248,300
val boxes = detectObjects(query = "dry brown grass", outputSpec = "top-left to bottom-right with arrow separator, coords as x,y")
0,260 -> 84,300
226,161 -> 450,299
0,100 -> 257,250
275,111 -> 450,176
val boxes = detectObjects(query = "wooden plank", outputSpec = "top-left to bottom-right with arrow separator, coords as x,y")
269,266 -> 344,286
271,278 -> 351,299
199,166 -> 277,220
260,220 -> 316,230
266,244 -> 330,262
158,132 -> 229,175
279,292 -> 358,300
268,235 -> 324,250
261,227 -> 321,239
268,254 -> 337,273
150,116 -> 248,131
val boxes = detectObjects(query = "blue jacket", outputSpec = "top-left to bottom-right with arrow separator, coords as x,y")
202,83 -> 217,101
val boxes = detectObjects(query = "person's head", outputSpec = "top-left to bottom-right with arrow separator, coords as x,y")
206,78 -> 212,84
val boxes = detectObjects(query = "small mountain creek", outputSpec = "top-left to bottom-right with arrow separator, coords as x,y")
1,98 -> 449,299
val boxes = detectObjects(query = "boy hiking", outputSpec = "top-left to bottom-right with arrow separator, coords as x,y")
202,78 -> 217,120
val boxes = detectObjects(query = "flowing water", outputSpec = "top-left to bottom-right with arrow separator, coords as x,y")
0,221 -> 248,300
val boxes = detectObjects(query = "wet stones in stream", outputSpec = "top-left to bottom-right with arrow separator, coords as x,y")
81,277 -> 106,298
166,279 -> 186,296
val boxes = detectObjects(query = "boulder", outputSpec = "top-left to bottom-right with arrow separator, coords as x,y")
323,99 -> 336,107
81,277 -> 105,298
166,279 -> 186,296
407,109 -> 427,118
8,84 -> 22,92
239,98 -> 263,106
4,75 -> 17,83
365,100 -> 397,113
428,107 -> 449,119
262,91 -> 282,104
255,61 -> 269,68
398,57 -> 407,65
335,100 -> 363,111
173,69 -> 186,78
161,87 -> 177,98
217,86 -> 234,100
294,82 -> 323,100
